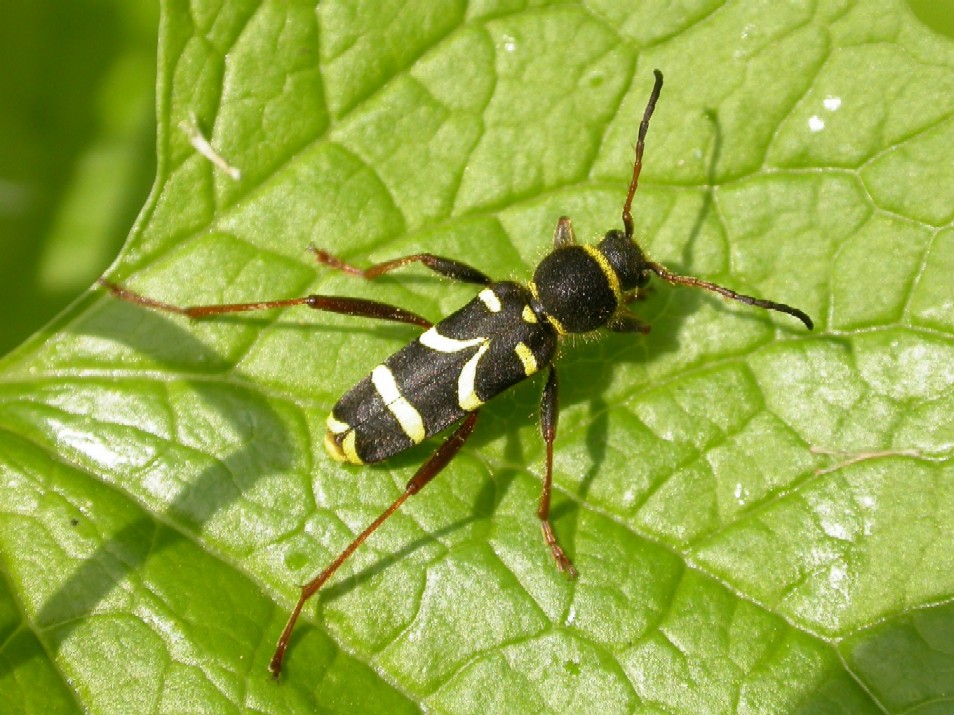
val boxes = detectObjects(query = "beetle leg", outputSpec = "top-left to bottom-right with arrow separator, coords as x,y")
98,279 -> 432,328
623,286 -> 652,304
607,312 -> 651,334
309,245 -> 492,286
269,411 -> 480,679
552,216 -> 577,248
538,367 -> 578,577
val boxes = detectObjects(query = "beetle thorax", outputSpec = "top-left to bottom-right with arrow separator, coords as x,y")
530,245 -> 621,334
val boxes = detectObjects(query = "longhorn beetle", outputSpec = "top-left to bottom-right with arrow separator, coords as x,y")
99,70 -> 813,678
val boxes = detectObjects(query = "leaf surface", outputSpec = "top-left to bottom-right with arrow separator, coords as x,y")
3,1 -> 954,713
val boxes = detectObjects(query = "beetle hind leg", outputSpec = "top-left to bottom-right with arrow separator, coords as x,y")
269,411 -> 480,679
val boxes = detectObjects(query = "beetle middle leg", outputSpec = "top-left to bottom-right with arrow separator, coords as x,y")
269,410 -> 480,678
538,366 -> 577,577
309,245 -> 492,286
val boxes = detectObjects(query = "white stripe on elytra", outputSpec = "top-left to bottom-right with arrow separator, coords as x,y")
418,326 -> 491,411
419,326 -> 486,353
371,365 -> 426,444
478,288 -> 502,312
458,343 -> 490,410
326,414 -> 350,434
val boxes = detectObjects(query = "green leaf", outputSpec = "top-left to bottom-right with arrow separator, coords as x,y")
3,1 -> 954,713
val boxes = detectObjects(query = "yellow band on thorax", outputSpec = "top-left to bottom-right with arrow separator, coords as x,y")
581,244 -> 622,302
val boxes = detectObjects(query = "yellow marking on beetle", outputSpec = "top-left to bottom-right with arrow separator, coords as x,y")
529,280 -> 567,335
582,244 -> 622,301
547,314 -> 567,335
326,414 -> 350,434
341,431 -> 362,464
529,280 -> 540,301
419,327 -> 485,353
324,431 -> 347,461
514,342 -> 538,376
324,429 -> 363,464
478,288 -> 502,312
372,365 -> 426,444
521,305 -> 538,323
458,342 -> 490,410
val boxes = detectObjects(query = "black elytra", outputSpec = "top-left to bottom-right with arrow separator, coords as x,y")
326,281 -> 558,464
98,69 -> 813,679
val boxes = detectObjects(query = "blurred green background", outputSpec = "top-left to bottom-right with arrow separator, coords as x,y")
0,1 -> 158,356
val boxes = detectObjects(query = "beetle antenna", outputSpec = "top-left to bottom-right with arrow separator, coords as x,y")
647,261 -> 814,330
622,69 -> 664,240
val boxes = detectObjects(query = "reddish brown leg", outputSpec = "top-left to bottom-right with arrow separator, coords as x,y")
552,216 -> 577,248
538,367 -> 577,577
308,245 -> 492,286
607,312 -> 651,334
269,411 -> 480,679
624,287 -> 651,304
98,278 -> 432,328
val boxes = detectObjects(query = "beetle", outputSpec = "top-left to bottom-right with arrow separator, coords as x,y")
99,70 -> 813,678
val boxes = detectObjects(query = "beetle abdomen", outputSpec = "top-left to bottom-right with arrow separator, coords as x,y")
325,281 -> 558,464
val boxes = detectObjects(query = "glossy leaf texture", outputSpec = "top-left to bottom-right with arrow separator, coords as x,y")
2,1 -> 954,713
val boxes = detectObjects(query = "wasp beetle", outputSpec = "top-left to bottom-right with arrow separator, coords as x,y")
100,70 -> 813,677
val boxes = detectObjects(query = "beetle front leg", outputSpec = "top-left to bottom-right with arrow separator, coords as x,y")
538,366 -> 578,577
607,311 -> 651,334
552,216 -> 577,248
